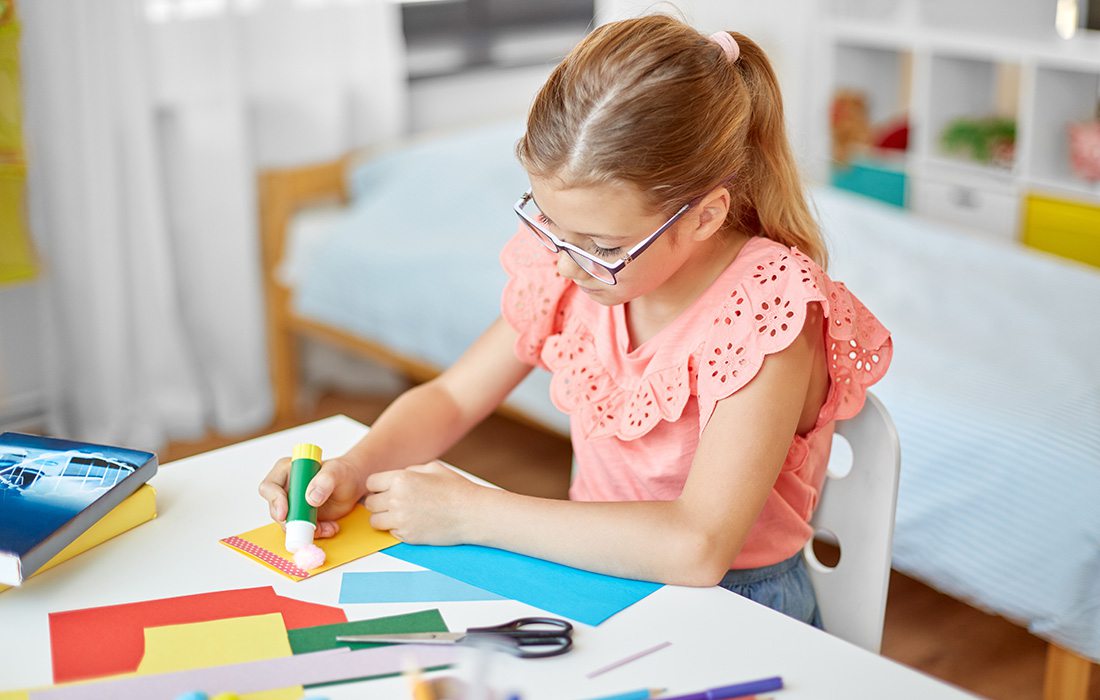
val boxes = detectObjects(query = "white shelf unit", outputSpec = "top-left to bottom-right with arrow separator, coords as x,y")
812,2 -> 1100,244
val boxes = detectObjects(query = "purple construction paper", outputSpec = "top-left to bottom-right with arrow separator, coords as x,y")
30,645 -> 459,700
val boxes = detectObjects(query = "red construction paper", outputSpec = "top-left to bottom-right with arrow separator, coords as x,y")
48,585 -> 346,683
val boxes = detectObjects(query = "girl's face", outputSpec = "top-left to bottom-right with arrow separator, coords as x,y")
528,177 -> 706,306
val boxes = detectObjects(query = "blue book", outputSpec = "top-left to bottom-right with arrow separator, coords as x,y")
0,432 -> 157,586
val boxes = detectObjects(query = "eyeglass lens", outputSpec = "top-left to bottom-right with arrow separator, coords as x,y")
519,200 -> 616,283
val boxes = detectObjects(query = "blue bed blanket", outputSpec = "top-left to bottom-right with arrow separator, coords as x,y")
817,186 -> 1100,660
289,120 -> 1100,660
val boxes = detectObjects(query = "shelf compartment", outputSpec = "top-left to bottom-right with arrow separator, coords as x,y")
926,52 -> 1021,172
833,42 -> 912,128
1026,64 -> 1100,194
828,40 -> 913,175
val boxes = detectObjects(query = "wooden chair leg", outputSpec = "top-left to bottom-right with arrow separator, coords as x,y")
1044,642 -> 1093,700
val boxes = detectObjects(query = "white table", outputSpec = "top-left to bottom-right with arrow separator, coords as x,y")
0,416 -> 973,699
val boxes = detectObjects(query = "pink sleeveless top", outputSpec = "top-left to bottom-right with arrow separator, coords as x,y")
500,227 -> 893,569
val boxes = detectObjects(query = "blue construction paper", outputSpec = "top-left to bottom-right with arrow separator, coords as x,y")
384,543 -> 662,626
339,570 -> 506,603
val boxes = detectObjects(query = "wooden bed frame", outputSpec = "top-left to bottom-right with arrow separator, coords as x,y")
256,158 -> 1095,700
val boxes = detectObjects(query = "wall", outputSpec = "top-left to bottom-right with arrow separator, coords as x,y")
0,281 -> 44,430
408,63 -> 555,134
595,0 -> 819,168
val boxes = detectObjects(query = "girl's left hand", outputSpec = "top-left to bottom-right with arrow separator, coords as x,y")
363,462 -> 484,545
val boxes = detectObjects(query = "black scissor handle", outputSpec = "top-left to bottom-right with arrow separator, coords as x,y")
465,617 -> 574,659
462,631 -> 572,658
468,616 -> 574,637
511,633 -> 573,658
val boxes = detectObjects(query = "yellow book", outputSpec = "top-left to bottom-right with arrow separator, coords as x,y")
0,484 -> 157,593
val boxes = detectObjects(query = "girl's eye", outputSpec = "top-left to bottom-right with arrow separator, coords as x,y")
537,214 -> 554,227
592,244 -> 622,258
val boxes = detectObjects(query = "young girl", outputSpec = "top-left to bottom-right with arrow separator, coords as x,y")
259,14 -> 891,626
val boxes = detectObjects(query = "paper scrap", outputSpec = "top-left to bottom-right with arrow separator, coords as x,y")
586,640 -> 672,678
288,609 -> 448,655
338,571 -> 505,604
49,586 -> 346,683
384,543 -> 662,626
138,613 -> 299,700
28,646 -> 460,700
288,609 -> 452,688
138,613 -> 290,673
220,506 -> 398,581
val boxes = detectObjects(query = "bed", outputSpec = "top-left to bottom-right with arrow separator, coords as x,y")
258,119 -> 1100,696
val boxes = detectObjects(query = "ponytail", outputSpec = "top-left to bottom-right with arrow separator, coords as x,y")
724,33 -> 827,267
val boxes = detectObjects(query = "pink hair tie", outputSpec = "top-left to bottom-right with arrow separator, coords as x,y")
709,31 -> 740,63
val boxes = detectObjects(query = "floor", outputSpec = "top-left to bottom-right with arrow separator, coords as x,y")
162,389 -> 1100,700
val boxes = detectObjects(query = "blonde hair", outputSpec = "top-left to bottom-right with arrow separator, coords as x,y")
516,14 -> 827,267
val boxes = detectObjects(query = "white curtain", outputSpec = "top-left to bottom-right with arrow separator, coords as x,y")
20,0 -> 407,449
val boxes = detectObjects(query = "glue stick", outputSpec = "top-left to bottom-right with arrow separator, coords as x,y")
285,443 -> 322,553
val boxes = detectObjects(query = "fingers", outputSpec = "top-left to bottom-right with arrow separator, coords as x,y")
258,457 -> 292,522
315,520 -> 341,539
363,492 -> 386,514
304,469 -> 338,508
406,461 -> 448,475
369,510 -> 397,532
365,468 -> 402,493
366,464 -> 442,494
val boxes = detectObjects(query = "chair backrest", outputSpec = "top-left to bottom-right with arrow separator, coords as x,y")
803,391 -> 901,654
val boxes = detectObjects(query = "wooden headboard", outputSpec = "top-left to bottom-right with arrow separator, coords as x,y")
256,155 -> 511,426
257,157 -> 349,422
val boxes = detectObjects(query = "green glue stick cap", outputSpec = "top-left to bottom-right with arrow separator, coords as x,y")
286,443 -> 322,553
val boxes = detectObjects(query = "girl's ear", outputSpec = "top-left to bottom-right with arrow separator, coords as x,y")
688,185 -> 731,242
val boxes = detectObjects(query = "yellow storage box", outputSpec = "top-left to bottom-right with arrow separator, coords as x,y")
1022,194 -> 1100,269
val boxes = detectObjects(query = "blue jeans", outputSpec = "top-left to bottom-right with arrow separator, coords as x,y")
718,552 -> 824,628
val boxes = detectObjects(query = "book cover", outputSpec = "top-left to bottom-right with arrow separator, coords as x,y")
0,483 -> 157,593
0,432 -> 157,586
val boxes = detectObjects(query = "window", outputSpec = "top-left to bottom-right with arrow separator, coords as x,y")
400,0 -> 594,79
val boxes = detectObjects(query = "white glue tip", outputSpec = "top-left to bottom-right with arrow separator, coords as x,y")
284,520 -> 316,553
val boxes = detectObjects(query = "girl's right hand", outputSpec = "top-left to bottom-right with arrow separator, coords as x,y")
258,454 -> 366,539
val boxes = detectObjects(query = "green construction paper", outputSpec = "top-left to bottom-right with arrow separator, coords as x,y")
288,608 -> 448,654
287,609 -> 451,689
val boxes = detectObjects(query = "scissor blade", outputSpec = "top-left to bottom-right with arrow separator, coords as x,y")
335,632 -> 465,644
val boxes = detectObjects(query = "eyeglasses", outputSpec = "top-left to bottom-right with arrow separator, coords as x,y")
513,189 -> 692,285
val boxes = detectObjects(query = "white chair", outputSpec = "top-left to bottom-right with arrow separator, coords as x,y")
803,391 -> 901,654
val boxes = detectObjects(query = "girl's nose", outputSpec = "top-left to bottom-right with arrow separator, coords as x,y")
555,249 -> 589,282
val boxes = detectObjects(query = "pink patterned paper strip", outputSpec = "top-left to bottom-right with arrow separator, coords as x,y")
221,535 -> 311,579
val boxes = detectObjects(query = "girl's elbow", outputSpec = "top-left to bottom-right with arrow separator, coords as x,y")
666,528 -> 738,587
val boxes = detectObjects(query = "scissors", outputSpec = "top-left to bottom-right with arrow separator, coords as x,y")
335,616 -> 574,659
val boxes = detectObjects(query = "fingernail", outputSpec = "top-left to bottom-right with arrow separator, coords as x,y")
306,487 -> 322,505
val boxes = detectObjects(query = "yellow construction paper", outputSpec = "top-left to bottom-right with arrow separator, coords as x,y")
138,613 -> 301,700
220,505 -> 399,581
